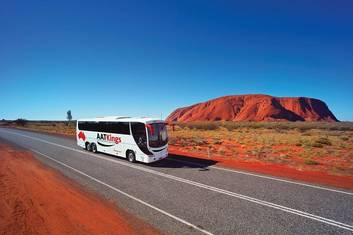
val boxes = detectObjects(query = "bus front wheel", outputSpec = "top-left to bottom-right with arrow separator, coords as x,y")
127,151 -> 136,163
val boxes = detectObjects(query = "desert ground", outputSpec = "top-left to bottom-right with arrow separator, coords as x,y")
0,140 -> 159,235
1,127 -> 353,234
1,120 -> 353,189
169,122 -> 353,175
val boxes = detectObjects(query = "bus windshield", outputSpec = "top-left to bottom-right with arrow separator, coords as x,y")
147,123 -> 168,148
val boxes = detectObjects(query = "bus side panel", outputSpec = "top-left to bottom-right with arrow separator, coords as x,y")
94,133 -> 137,160
76,128 -> 153,163
76,126 -> 85,149
117,135 -> 142,160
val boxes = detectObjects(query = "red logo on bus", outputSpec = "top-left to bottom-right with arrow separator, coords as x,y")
78,131 -> 86,141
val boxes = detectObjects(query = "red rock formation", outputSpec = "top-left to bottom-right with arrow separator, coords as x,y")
166,95 -> 338,122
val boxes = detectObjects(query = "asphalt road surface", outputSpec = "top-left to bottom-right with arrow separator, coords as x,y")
0,127 -> 352,235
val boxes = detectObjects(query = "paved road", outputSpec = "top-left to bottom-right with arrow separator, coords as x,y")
0,127 -> 353,235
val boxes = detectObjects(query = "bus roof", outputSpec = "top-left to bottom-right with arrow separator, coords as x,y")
77,116 -> 165,124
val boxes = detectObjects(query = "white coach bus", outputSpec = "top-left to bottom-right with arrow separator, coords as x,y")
76,116 -> 168,163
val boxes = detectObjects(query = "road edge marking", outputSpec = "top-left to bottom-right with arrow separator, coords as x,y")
166,158 -> 353,196
1,129 -> 353,232
2,127 -> 352,196
30,148 -> 214,235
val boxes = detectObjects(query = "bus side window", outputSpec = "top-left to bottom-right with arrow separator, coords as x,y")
119,122 -> 130,135
78,122 -> 83,130
131,122 -> 150,154
131,122 -> 146,145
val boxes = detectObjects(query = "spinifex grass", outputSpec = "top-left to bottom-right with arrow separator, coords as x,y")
169,122 -> 353,175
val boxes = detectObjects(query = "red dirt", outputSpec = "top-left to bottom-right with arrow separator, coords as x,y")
0,143 -> 160,235
169,146 -> 353,190
166,94 -> 338,122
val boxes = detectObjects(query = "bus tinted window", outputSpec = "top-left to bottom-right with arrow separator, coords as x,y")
147,123 -> 168,148
106,122 -> 130,135
88,122 -> 98,131
78,121 -> 130,134
78,121 -> 93,131
78,122 -> 84,130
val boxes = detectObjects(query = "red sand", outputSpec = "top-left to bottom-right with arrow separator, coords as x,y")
169,146 -> 353,190
166,94 -> 338,122
0,143 -> 160,235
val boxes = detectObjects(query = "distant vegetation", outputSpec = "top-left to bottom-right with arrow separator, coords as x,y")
2,119 -> 352,175
67,110 -> 72,123
2,120 -> 76,136
15,118 -> 28,126
173,121 -> 353,132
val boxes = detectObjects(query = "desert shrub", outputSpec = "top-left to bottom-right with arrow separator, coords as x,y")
212,139 -> 223,145
15,118 -> 28,126
296,125 -> 314,132
340,136 -> 349,141
218,148 -> 226,155
178,122 -> 219,131
273,124 -> 291,131
299,139 -> 311,148
175,122 -> 187,129
311,143 -> 324,148
246,122 -> 262,129
191,137 -> 207,145
168,137 -> 177,145
178,138 -> 188,147
315,137 -> 332,146
222,122 -> 239,131
304,159 -> 320,165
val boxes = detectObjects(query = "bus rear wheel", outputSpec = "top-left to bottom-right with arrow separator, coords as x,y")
91,143 -> 97,153
127,151 -> 136,163
85,142 -> 91,151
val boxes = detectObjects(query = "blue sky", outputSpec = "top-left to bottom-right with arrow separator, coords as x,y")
1,0 -> 353,121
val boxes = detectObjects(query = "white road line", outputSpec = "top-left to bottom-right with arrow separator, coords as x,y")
166,158 -> 353,196
30,149 -> 213,235
2,128 -> 352,196
2,129 -> 353,232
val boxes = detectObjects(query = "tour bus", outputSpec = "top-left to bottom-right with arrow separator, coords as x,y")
76,116 -> 168,163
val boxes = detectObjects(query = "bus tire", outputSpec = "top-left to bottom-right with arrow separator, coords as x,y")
127,151 -> 136,163
91,143 -> 97,153
85,142 -> 91,151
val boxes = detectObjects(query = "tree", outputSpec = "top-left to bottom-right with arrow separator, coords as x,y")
66,110 -> 72,124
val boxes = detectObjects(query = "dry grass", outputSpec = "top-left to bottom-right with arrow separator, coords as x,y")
2,120 -> 353,175
0,120 -> 76,136
169,121 -> 353,175
174,121 -> 353,132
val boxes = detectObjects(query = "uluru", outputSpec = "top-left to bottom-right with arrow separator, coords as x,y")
166,94 -> 338,122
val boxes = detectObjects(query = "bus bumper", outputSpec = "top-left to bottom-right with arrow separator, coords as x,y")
144,150 -> 168,163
